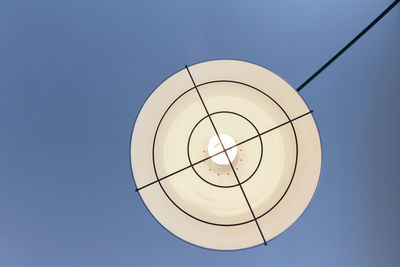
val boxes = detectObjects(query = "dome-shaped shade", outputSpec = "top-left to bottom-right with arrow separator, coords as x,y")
130,59 -> 321,250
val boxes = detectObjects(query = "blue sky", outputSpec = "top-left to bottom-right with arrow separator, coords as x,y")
0,0 -> 399,266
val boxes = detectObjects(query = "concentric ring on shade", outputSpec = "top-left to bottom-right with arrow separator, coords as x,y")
187,111 -> 264,188
130,59 -> 321,250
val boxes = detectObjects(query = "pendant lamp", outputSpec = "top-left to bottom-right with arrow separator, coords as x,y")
130,60 -> 321,250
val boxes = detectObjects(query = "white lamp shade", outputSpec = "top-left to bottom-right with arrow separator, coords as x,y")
130,59 -> 321,250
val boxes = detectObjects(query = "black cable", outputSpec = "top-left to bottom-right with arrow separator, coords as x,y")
297,0 -> 399,92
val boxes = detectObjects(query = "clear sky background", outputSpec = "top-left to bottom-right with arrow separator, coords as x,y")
0,0 -> 399,266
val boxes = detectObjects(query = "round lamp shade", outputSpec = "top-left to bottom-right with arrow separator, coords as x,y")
130,59 -> 321,250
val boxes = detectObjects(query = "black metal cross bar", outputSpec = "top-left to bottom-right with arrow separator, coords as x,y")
185,65 -> 268,246
135,110 -> 313,192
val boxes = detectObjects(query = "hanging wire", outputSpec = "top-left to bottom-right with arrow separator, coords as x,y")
297,0 -> 399,92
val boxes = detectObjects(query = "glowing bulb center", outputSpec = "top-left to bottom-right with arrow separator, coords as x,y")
208,134 -> 238,165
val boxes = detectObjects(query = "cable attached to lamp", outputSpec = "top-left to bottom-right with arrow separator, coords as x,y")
297,0 -> 399,92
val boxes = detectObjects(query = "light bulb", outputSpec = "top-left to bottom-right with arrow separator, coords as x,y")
207,134 -> 238,165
